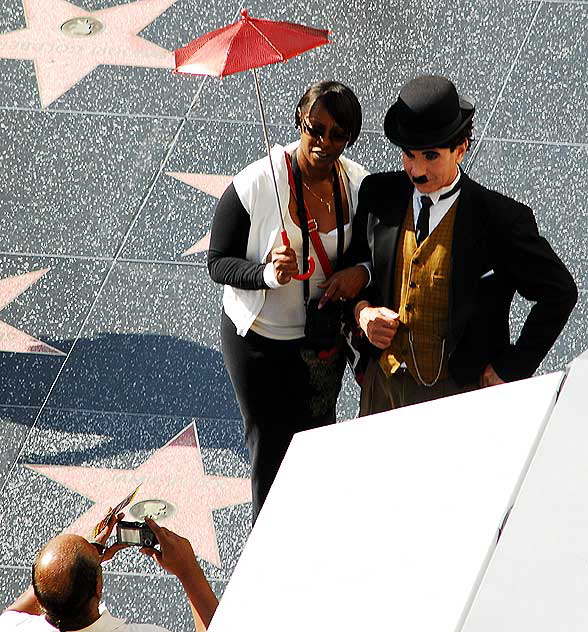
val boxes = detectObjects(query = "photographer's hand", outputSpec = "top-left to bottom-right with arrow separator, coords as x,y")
92,510 -> 128,563
140,517 -> 218,632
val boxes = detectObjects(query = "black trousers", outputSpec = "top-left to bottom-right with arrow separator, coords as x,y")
221,312 -> 340,522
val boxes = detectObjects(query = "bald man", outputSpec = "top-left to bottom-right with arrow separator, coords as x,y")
1,517 -> 217,632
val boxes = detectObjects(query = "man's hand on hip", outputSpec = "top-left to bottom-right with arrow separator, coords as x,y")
479,364 -> 505,388
356,302 -> 400,349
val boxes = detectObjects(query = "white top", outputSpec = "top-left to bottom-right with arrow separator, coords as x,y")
412,169 -> 461,234
224,141 -> 368,337
251,206 -> 352,339
0,607 -> 171,632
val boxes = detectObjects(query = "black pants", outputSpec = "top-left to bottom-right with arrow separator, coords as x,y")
222,312 -> 342,522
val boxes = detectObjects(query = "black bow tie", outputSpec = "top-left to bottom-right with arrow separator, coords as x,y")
438,178 -> 462,201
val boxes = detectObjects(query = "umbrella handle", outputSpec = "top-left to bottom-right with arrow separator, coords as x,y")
281,230 -> 315,281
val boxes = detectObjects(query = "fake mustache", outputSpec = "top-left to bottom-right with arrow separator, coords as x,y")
412,175 -> 428,184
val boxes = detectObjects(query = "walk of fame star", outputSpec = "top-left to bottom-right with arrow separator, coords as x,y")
26,422 -> 251,567
0,0 -> 177,107
166,172 -> 232,255
0,268 -> 64,355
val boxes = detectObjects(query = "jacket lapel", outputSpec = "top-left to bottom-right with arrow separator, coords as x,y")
371,174 -> 412,308
371,217 -> 400,308
449,172 -> 488,350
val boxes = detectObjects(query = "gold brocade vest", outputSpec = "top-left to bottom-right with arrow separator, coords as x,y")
379,198 -> 458,385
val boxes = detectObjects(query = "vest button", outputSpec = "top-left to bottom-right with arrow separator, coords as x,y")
413,258 -> 419,265
405,303 -> 412,311
409,281 -> 417,288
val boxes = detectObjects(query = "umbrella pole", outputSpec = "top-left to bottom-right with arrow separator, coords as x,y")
251,68 -> 314,281
251,67 -> 285,232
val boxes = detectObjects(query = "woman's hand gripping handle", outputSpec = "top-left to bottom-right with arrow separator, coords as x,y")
281,230 -> 315,281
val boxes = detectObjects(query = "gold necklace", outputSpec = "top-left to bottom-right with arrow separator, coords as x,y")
302,180 -> 334,214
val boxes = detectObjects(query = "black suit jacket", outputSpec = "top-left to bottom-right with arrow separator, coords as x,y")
346,170 -> 578,385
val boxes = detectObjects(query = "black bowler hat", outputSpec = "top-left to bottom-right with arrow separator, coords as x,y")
384,75 -> 475,149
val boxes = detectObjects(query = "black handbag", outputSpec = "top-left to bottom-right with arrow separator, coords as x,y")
304,298 -> 342,350
287,152 -> 345,353
287,152 -> 370,382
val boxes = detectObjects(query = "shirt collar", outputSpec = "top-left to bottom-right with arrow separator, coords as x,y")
76,608 -> 126,632
413,168 -> 461,205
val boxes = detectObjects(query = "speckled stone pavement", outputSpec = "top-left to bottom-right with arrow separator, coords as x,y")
0,0 -> 586,629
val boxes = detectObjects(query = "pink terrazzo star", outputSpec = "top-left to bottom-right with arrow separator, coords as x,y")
0,0 -> 177,107
0,268 -> 64,355
166,172 -> 232,255
26,422 -> 251,567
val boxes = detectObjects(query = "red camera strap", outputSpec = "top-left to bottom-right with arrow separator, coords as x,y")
284,152 -> 334,279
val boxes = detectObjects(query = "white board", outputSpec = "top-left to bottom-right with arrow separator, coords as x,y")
462,357 -> 588,631
210,372 -> 563,632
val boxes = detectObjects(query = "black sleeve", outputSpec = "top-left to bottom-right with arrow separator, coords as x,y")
207,183 -> 268,290
492,204 -> 578,381
344,179 -> 374,268
345,177 -> 380,308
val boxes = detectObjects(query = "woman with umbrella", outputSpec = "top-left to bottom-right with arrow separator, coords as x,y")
208,81 -> 369,520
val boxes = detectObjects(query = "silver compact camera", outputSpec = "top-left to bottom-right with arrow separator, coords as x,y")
116,520 -> 158,548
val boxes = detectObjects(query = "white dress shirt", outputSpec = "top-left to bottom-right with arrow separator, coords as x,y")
412,169 -> 461,236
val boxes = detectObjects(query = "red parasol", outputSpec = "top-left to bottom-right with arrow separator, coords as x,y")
174,9 -> 332,280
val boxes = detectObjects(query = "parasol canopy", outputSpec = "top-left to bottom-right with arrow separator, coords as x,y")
174,9 -> 330,78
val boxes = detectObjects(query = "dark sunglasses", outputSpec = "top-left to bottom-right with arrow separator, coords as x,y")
301,117 -> 349,145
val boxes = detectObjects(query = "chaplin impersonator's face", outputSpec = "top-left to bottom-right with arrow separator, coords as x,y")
402,141 -> 467,194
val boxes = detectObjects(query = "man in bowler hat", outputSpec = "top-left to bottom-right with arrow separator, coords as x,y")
348,75 -> 577,414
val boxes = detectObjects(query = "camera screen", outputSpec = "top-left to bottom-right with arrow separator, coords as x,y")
119,528 -> 141,545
